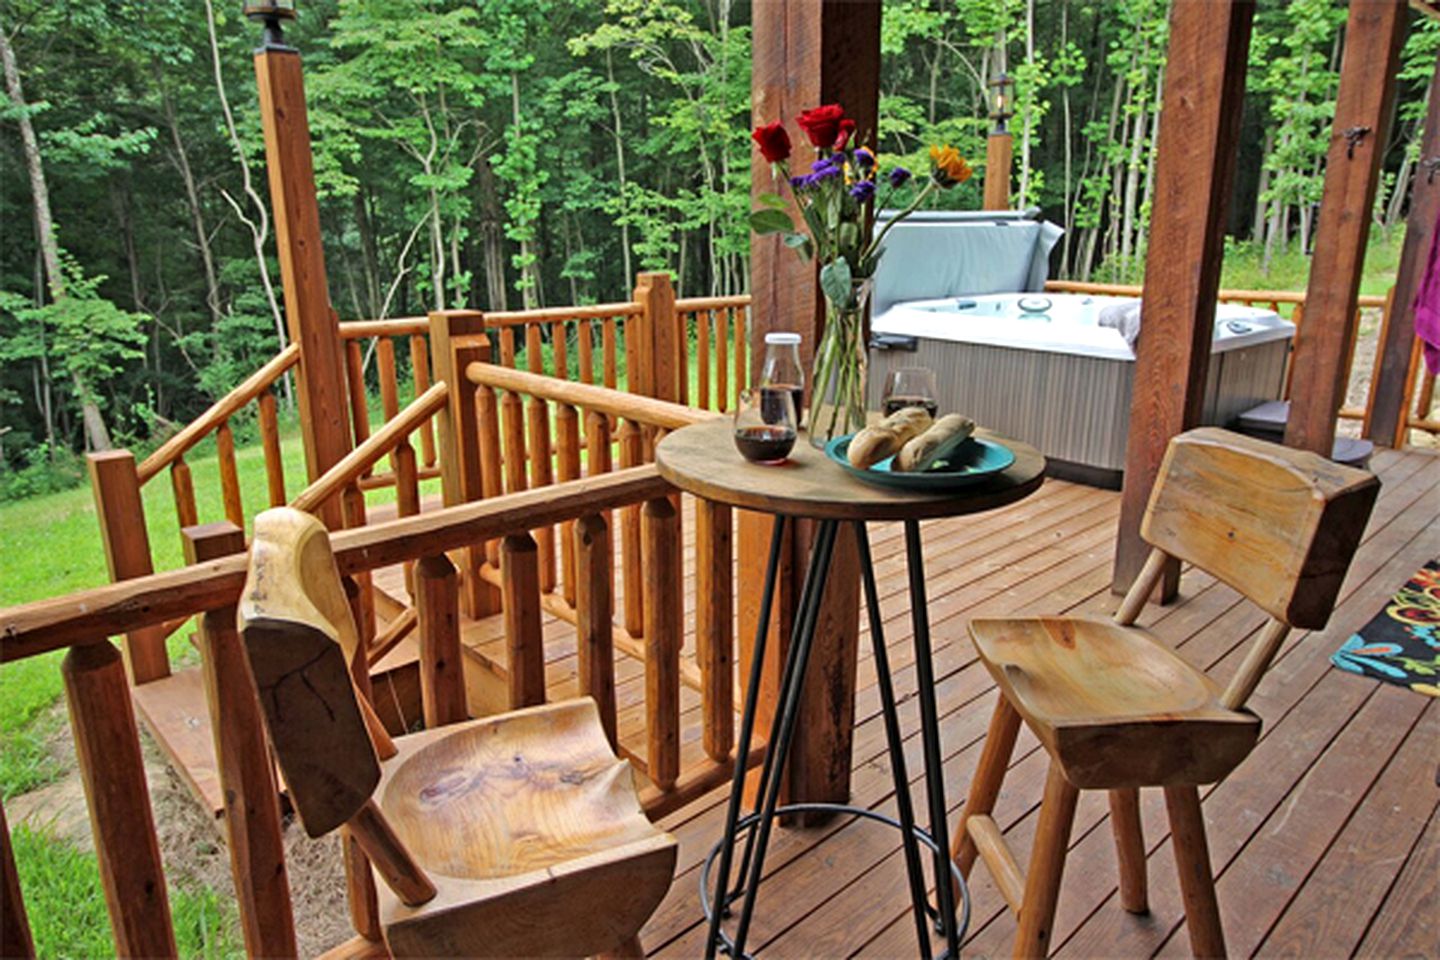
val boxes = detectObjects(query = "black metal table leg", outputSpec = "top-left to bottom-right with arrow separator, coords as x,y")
728,519 -> 840,958
905,519 -> 961,959
854,520 -> 934,960
704,516 -> 787,960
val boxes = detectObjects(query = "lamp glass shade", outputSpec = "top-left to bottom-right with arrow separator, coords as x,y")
989,73 -> 1015,122
243,0 -> 296,19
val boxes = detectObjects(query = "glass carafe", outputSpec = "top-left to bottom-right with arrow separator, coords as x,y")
759,332 -> 805,429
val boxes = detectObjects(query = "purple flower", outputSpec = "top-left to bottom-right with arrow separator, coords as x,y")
849,180 -> 876,202
854,148 -> 874,170
790,175 -> 810,190
809,157 -> 842,182
888,166 -> 912,188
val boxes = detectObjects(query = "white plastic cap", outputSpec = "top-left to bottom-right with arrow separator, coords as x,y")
765,332 -> 801,345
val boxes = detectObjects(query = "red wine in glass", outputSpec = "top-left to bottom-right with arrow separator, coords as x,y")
734,425 -> 796,462
761,384 -> 805,426
883,395 -> 939,417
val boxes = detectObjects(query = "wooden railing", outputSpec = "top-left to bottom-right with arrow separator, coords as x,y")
1045,279 -> 1436,437
1,460 -> 762,956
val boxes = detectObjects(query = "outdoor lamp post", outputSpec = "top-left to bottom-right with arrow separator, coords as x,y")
984,72 -> 1016,211
243,0 -> 296,49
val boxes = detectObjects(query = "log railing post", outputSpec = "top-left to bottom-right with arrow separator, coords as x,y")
184,522 -> 297,960
1,800 -> 35,960
618,419 -> 645,636
695,499 -> 734,764
87,451 -> 169,684
501,533 -> 546,708
574,513 -> 618,748
429,309 -> 499,617
258,391 -> 287,507
63,640 -> 177,957
555,402 -> 582,606
643,496 -> 681,792
416,553 -> 467,728
634,272 -> 677,403
476,383 -> 504,569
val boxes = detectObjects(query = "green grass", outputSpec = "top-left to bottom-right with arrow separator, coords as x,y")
10,823 -> 240,958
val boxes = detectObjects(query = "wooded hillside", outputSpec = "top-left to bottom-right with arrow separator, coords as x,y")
0,0 -> 1433,475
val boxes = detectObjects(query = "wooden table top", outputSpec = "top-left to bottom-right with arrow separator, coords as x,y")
655,417 -> 1046,521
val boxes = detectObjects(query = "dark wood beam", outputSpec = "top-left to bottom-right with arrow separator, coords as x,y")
1365,55 -> 1439,447
1286,1 -> 1409,456
1113,0 -> 1256,597
741,0 -> 880,810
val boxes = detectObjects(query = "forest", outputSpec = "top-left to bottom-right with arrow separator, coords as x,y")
0,0 -> 1435,490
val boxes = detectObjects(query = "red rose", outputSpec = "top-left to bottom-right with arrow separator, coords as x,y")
833,118 -> 856,150
752,120 -> 792,163
797,104 -> 845,148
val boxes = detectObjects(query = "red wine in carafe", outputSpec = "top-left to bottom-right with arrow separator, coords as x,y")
883,396 -> 939,417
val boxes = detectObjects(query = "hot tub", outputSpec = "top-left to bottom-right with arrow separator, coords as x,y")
867,293 -> 1296,487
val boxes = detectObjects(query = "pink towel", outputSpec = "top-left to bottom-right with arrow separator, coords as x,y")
1417,207 -> 1440,376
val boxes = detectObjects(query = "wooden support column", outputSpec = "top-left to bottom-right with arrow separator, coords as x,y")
1113,0 -> 1256,597
1366,55 -> 1440,447
984,131 -> 1013,211
428,309 -> 500,618
185,523 -> 297,960
1286,0 -> 1408,456
254,41 -> 349,530
635,272 -> 676,402
87,451 -> 168,684
743,0 -> 879,808
1,800 -> 35,960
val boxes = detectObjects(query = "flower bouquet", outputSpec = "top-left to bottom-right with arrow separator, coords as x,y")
751,104 -> 972,446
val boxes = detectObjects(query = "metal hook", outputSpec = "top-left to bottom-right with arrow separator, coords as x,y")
1343,126 -> 1371,160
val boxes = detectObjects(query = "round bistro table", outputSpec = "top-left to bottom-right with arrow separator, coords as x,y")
655,418 -> 1045,960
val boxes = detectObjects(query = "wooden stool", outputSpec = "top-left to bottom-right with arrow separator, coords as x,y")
239,507 -> 676,958
951,428 -> 1379,958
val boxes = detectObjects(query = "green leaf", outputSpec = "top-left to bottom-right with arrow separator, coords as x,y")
819,258 -> 853,306
750,208 -> 795,235
783,233 -> 814,260
758,192 -> 788,210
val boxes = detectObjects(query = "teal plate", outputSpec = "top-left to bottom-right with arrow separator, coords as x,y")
825,434 -> 1016,491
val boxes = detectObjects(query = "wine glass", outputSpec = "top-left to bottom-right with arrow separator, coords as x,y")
733,388 -> 797,463
882,367 -> 939,417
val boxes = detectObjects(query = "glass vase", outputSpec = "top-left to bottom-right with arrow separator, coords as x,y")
808,279 -> 872,449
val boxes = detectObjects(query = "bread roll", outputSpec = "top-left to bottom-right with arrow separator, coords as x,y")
894,414 -> 976,472
847,407 -> 933,468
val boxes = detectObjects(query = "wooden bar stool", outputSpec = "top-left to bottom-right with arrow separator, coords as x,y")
951,428 -> 1379,958
239,507 -> 676,957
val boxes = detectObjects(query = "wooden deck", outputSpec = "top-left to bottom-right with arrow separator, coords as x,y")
632,445 -> 1439,959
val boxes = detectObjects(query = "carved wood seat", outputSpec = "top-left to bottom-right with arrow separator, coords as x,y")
238,507 -> 676,958
952,428 -> 1380,958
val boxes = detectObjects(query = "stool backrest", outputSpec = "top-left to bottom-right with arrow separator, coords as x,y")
1142,428 -> 1378,631
238,507 -> 380,837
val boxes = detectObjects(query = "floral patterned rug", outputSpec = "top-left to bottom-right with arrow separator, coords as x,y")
1330,560 -> 1440,698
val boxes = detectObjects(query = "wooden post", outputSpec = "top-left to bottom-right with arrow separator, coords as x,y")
416,553 -> 466,727
254,40 -> 350,529
643,497 -> 682,792
63,641 -> 177,958
1367,57 -> 1440,447
1112,0 -> 1256,597
1285,0 -> 1408,456
428,309 -> 500,617
634,272 -> 676,402
184,522 -> 297,960
501,533 -> 546,709
743,0 -> 880,808
1,800 -> 35,960
575,513 -> 618,749
87,451 -> 169,684
983,131 -> 1013,211
696,499 -> 734,764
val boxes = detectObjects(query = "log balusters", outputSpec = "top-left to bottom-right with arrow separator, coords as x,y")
555,402 -> 583,605
87,451 -> 169,684
416,552 -> 467,727
216,419 -> 244,528
618,419 -> 645,637
695,498 -> 734,763
525,324 -> 557,593
257,390 -> 287,506
170,456 -> 199,530
0,799 -> 34,960
575,512 -> 618,748
501,532 -> 546,709
642,496 -> 682,792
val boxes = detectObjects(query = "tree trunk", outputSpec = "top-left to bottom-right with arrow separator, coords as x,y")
1,21 -> 112,451
477,154 -> 508,312
605,50 -> 634,286
1253,129 -> 1273,241
353,188 -> 382,318
162,85 -> 224,336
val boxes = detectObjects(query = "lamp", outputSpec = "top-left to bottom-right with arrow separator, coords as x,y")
244,0 -> 296,48
988,72 -> 1016,133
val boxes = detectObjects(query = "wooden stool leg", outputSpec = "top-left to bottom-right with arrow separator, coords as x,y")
1109,788 -> 1149,914
953,695 -> 1023,875
1164,785 -> 1226,959
1013,761 -> 1080,960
